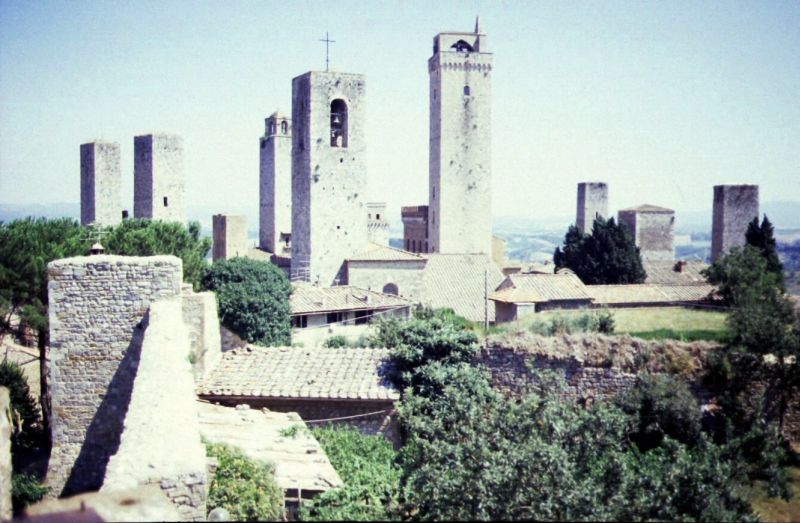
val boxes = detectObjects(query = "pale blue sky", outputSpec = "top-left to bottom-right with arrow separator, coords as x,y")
1,0 -> 798,223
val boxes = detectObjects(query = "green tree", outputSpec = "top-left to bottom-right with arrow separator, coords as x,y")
201,257 -> 292,346
0,360 -> 40,449
554,217 -> 646,284
745,215 -> 784,287
102,219 -> 211,289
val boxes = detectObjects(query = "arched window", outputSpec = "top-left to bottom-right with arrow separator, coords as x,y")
269,122 -> 276,135
451,40 -> 474,53
330,99 -> 348,147
281,120 -> 288,134
464,85 -> 471,96
383,283 -> 399,296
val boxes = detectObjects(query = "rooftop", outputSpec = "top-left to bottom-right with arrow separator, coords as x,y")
618,204 -> 675,213
422,253 -> 504,322
642,260 -> 709,285
291,284 -> 411,315
200,346 -> 399,401
347,242 -> 426,262
587,283 -> 714,305
490,273 -> 592,304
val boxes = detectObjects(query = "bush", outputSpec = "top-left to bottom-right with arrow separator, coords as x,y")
201,258 -> 292,346
206,443 -> 284,521
11,473 -> 48,515
0,360 -> 40,448
527,311 -> 615,336
322,335 -> 348,348
299,427 -> 401,521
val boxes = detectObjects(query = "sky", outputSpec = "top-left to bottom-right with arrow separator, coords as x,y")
1,0 -> 798,225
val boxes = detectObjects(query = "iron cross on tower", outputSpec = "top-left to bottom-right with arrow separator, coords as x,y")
320,32 -> 335,72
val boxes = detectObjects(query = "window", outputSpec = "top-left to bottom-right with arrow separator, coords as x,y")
326,311 -> 344,324
121,210 -> 129,220
355,310 -> 370,325
383,283 -> 399,295
269,122 -> 276,135
292,315 -> 308,328
163,196 -> 168,207
281,120 -> 288,134
376,214 -> 381,220
464,85 -> 471,96
451,40 -> 474,53
330,99 -> 348,147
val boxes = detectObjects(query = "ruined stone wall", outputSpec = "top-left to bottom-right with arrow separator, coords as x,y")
46,255 -> 183,497
181,286 -> 222,385
134,134 -> 185,223
212,214 -> 248,261
102,299 -> 207,522
576,182 -> 608,234
1,387 -> 12,521
291,71 -> 368,285
428,29 -> 492,255
260,113 -> 292,253
80,141 -> 122,227
346,260 -> 427,302
711,184 -> 759,262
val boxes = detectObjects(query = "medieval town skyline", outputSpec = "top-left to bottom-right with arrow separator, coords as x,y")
1,1 -> 799,224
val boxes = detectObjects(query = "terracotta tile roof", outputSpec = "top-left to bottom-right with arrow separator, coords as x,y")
291,284 -> 411,315
200,346 -> 399,401
618,204 -> 675,213
348,242 -> 425,262
421,253 -> 504,322
642,260 -> 709,285
490,273 -> 592,304
587,283 -> 714,305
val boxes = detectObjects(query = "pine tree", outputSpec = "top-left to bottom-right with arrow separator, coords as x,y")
745,215 -> 784,287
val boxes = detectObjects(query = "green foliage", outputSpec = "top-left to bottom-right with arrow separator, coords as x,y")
745,215 -> 784,287
206,442 -> 284,521
322,335 -> 348,348
615,373 -> 702,450
102,219 -> 211,289
629,327 -> 730,342
201,257 -> 292,346
11,473 -> 48,515
300,427 -> 401,521
527,310 -> 616,336
553,217 -> 647,284
0,360 -> 40,449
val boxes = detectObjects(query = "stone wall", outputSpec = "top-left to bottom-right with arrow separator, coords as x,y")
181,285 -> 222,384
576,182 -> 608,234
401,205 -> 429,253
211,214 -> 248,261
133,133 -> 185,223
711,184 -> 759,262
102,299 -> 207,521
618,208 -> 675,262
1,387 -> 12,521
46,255 -> 183,496
346,260 -> 427,302
80,141 -> 121,227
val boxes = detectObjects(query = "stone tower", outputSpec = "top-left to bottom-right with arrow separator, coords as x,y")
212,214 -> 248,261
618,204 -> 675,262
291,71 -> 368,285
711,184 -> 759,262
428,18 -> 493,254
80,141 -> 122,226
366,202 -> 390,246
576,182 -> 608,234
260,112 -> 292,254
133,133 -> 185,223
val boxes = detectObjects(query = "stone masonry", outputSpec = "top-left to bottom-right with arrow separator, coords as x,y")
212,214 -> 248,261
46,255 -> 183,497
80,141 -> 122,227
366,202 -> 390,246
576,182 -> 608,234
401,205 -> 429,253
428,19 -> 493,255
133,134 -> 185,223
291,71 -> 369,285
618,205 -> 675,262
711,184 -> 759,262
260,112 -> 292,254
1,387 -> 11,521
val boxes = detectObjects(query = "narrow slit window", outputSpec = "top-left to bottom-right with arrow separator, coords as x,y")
464,85 -> 471,96
163,196 -> 168,207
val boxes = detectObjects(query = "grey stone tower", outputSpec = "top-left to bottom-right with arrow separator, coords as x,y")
259,112 -> 292,254
618,204 -> 675,262
428,18 -> 493,254
576,182 -> 608,234
711,184 -> 759,262
133,133 -> 185,223
366,202 -> 389,246
290,71 -> 368,285
80,141 -> 122,226
212,214 -> 248,261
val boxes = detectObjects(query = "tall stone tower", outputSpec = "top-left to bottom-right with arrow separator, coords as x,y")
133,133 -> 185,223
260,112 -> 292,254
291,71 -> 368,285
80,141 -> 122,226
428,18 -> 493,254
618,204 -> 675,262
213,214 -> 248,261
576,182 -> 608,234
711,184 -> 759,262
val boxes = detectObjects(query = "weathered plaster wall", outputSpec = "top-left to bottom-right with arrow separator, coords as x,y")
428,30 -> 493,255
133,134 -> 185,223
80,141 -> 122,227
576,182 -> 608,234
291,71 -> 369,285
711,185 -> 759,262
260,113 -> 292,253
46,255 -> 183,496
212,214 -> 248,261
102,299 -> 207,522
0,387 -> 11,521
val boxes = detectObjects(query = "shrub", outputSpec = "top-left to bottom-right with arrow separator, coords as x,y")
11,473 -> 48,515
323,335 -> 348,348
206,443 -> 284,521
527,311 -> 615,336
201,258 -> 292,346
0,360 -> 40,448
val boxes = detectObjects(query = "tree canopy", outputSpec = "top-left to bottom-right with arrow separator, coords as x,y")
553,217 -> 646,284
201,257 -> 292,346
745,215 -> 784,287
